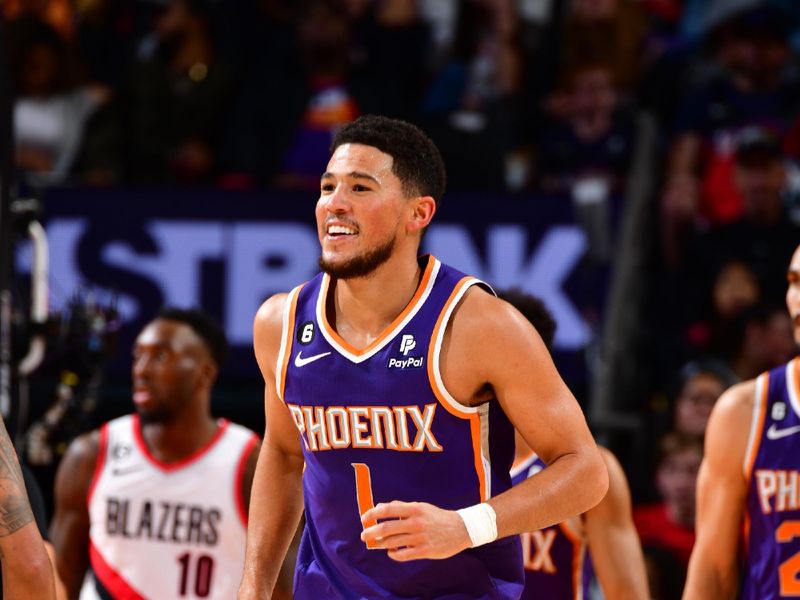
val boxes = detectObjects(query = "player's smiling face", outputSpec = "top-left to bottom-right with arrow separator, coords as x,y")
316,143 -> 408,278
787,244 -> 800,345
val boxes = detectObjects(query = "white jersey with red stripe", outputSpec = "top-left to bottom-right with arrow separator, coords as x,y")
80,414 -> 258,600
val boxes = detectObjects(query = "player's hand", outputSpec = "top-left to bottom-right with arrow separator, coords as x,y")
360,501 -> 472,561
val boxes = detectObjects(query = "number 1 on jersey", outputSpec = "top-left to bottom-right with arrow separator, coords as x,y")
352,463 -> 378,549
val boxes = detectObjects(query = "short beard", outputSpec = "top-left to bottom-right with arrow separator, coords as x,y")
137,405 -> 174,425
319,236 -> 396,279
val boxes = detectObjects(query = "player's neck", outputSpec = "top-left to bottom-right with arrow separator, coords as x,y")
330,250 -> 422,343
139,403 -> 218,464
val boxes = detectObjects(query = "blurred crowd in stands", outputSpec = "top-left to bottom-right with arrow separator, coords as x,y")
4,0 -> 800,598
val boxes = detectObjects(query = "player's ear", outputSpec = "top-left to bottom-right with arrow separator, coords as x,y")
199,360 -> 218,388
406,196 -> 436,235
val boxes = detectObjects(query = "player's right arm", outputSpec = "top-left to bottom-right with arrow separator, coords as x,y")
50,430 -> 99,600
238,294 -> 305,599
682,381 -> 754,600
0,415 -> 56,600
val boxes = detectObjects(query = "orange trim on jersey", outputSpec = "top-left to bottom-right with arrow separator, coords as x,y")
557,522 -> 585,600
86,424 -> 109,507
744,374 -> 769,484
90,541 -> 147,599
427,276 -> 488,500
235,434 -> 261,527
426,276 -> 478,419
792,358 -> 800,407
742,373 -> 770,553
319,255 -> 436,356
132,416 -> 230,473
278,285 -> 302,401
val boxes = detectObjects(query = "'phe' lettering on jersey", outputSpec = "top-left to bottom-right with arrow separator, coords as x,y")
105,497 -> 221,546
755,469 -> 800,514
286,403 -> 443,452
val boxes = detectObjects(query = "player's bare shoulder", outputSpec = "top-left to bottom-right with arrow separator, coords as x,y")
446,286 -> 549,360
704,379 -> 759,475
62,430 -> 101,472
708,379 -> 758,439
253,293 -> 290,376
55,429 -> 101,502
440,286 -> 551,399
449,284 -> 532,335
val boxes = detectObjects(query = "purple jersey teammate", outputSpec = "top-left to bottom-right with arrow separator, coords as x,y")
742,358 -> 800,599
512,454 -> 593,599
685,242 -> 800,599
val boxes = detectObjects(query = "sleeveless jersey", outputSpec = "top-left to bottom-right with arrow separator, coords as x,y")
511,454 -> 593,600
82,414 -> 259,600
742,356 -> 800,600
278,256 -> 523,599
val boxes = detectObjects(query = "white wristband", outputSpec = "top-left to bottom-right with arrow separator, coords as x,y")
456,503 -> 498,547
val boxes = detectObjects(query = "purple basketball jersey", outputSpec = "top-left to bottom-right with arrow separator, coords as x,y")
742,357 -> 800,599
511,454 -> 593,600
277,256 -> 524,599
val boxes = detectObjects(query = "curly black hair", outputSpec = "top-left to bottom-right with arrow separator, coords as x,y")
331,115 -> 446,207
156,307 -> 229,367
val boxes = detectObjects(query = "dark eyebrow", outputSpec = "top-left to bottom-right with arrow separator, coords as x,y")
320,171 -> 380,185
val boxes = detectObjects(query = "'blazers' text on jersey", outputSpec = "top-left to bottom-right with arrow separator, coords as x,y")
83,415 -> 259,600
278,256 -> 524,599
742,357 -> 800,599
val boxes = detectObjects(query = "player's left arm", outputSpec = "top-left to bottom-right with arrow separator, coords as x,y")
469,291 -> 608,538
240,440 -> 261,515
584,447 -> 649,600
362,289 -> 608,559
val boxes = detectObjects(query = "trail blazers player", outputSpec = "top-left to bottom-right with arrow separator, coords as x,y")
52,309 -> 260,599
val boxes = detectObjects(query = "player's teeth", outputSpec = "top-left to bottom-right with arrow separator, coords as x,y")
329,225 -> 356,235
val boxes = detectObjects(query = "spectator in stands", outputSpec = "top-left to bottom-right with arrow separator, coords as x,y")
270,0 -> 360,190
660,5 -> 800,266
683,259 -> 761,354
634,432 -> 701,569
559,0 -> 646,91
421,0 -> 523,190
123,0 -> 235,183
671,360 -> 733,438
684,126 -> 800,307
8,17 -> 109,187
221,0 -> 428,189
712,303 -> 796,382
532,58 -> 636,196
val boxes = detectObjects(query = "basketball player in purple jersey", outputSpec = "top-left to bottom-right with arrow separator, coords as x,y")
684,243 -> 800,600
502,291 -> 648,600
238,115 -> 608,599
